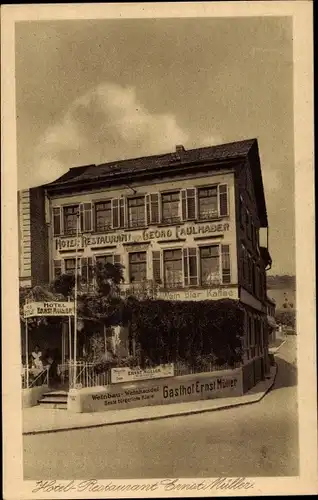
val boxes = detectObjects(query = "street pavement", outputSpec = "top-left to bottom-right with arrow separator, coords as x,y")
23,337 -> 298,479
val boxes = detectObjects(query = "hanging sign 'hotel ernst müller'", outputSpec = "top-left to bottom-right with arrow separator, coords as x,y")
55,222 -> 230,251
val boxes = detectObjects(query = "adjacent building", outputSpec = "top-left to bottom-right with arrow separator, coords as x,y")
18,138 -> 273,386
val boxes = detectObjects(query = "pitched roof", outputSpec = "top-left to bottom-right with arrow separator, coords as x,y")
44,138 -> 268,226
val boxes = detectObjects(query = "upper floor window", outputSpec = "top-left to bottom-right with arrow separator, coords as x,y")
198,187 -> 218,219
128,197 -> 145,228
161,192 -> 180,224
63,206 -> 79,235
129,252 -> 147,283
163,249 -> 183,288
95,201 -> 112,232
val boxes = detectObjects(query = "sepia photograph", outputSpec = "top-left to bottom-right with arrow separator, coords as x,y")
2,1 -> 316,498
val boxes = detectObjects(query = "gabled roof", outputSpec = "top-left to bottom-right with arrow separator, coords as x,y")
44,138 -> 268,226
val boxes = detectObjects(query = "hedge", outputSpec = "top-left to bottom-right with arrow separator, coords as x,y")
124,298 -> 245,367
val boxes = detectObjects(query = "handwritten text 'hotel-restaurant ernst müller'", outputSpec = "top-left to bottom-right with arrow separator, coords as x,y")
55,222 -> 230,250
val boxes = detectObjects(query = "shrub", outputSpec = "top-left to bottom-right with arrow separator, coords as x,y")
124,298 -> 244,367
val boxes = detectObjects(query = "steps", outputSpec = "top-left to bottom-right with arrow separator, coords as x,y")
38,390 -> 68,410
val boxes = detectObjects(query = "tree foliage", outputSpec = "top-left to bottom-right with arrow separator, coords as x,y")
275,309 -> 296,328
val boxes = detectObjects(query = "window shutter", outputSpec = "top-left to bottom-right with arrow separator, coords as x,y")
53,207 -> 62,236
186,188 -> 196,219
219,184 -> 228,217
150,193 -> 159,223
181,189 -> 187,220
183,248 -> 189,286
145,194 -> 151,225
152,251 -> 161,284
221,245 -> 231,284
81,257 -> 88,283
118,198 -> 125,228
80,203 -> 92,232
53,260 -> 62,279
188,247 -> 198,285
114,254 -> 121,265
111,199 -> 120,229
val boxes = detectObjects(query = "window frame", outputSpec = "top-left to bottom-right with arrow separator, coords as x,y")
127,196 -> 147,229
94,200 -> 112,232
128,251 -> 147,283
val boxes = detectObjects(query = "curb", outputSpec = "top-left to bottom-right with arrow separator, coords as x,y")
23,365 -> 278,436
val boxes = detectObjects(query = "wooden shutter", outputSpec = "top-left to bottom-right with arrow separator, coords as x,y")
53,260 -> 62,279
53,207 -> 62,236
80,203 -> 92,232
111,199 -> 120,229
221,245 -> 231,284
152,251 -> 161,284
114,254 -> 121,265
119,198 -> 125,228
183,248 -> 198,286
146,194 -> 160,224
219,184 -> 228,217
181,189 -> 196,220
81,257 -> 88,282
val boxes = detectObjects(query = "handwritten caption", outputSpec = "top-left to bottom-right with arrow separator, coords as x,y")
32,478 -> 255,494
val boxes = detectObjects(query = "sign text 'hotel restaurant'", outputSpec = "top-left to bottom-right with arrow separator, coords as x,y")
55,222 -> 230,251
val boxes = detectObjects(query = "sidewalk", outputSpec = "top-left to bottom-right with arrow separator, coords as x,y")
269,338 -> 287,354
23,365 -> 277,435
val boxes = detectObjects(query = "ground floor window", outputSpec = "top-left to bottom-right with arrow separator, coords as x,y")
163,249 -> 183,288
129,252 -> 147,283
64,258 -> 76,275
200,245 -> 220,285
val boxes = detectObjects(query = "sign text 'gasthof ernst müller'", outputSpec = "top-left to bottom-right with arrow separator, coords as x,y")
55,222 -> 230,250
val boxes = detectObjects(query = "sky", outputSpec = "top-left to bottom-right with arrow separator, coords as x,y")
15,17 -> 295,275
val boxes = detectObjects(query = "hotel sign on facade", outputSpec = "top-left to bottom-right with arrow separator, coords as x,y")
55,222 -> 230,251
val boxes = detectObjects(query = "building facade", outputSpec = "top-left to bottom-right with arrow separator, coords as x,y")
19,139 -> 273,385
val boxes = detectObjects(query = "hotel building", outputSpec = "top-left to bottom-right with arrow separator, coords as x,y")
19,138 -> 273,387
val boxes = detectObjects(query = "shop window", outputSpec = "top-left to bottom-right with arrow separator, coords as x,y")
127,197 -> 146,228
95,201 -> 112,232
200,246 -> 220,285
129,252 -> 147,283
63,206 -> 79,235
183,248 -> 198,286
163,249 -> 183,288
161,192 -> 180,224
146,193 -> 160,225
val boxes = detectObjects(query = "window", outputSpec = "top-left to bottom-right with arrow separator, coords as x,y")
63,206 -> 79,235
198,187 -> 218,219
129,252 -> 147,283
161,192 -> 180,223
64,258 -> 76,275
183,248 -> 198,286
181,189 -> 196,220
95,202 -> 112,232
221,245 -> 231,284
200,246 -> 220,285
95,254 -> 114,266
152,251 -> 161,284
53,260 -> 62,279
163,249 -> 182,288
128,197 -> 145,228
146,194 -> 160,224
53,208 -> 61,236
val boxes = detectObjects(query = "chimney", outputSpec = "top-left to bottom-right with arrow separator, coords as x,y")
174,145 -> 186,161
